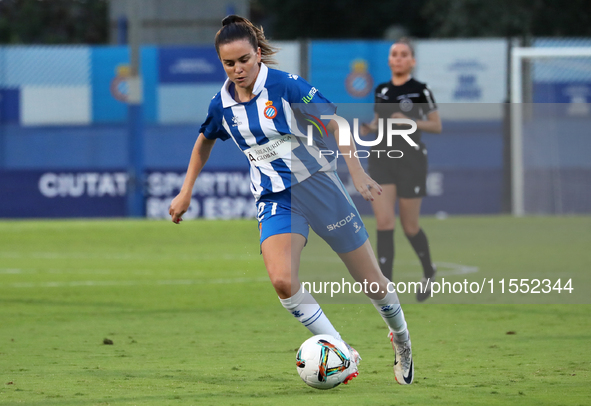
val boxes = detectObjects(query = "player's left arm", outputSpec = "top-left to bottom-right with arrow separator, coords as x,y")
326,119 -> 382,202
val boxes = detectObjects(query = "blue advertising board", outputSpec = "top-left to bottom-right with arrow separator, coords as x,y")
344,168 -> 503,216
146,170 -> 256,220
0,167 -> 505,218
0,170 -> 128,218
533,82 -> 591,106
0,169 -> 257,219
158,47 -> 227,84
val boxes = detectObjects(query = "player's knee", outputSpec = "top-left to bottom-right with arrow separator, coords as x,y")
364,281 -> 390,300
269,271 -> 295,297
376,216 -> 395,230
401,221 -> 419,236
358,274 -> 390,300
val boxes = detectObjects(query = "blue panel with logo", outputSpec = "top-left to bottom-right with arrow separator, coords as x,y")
91,46 -> 158,123
309,40 -> 392,103
158,47 -> 226,84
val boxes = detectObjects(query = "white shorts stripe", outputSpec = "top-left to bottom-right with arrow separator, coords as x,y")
325,170 -> 352,204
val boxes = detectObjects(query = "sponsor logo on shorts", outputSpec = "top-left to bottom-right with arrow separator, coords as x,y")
327,212 -> 357,232
353,222 -> 362,233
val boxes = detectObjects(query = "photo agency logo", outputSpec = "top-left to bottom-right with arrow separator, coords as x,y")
304,115 -> 418,159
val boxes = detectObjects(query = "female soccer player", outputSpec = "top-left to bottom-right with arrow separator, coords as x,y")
169,15 -> 414,384
361,39 -> 442,302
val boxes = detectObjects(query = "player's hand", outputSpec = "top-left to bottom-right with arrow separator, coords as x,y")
169,192 -> 191,224
350,168 -> 382,202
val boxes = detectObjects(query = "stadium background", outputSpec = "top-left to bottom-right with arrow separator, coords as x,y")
1,37 -> 589,218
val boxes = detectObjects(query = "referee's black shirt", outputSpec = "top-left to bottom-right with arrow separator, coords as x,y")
373,78 -> 437,149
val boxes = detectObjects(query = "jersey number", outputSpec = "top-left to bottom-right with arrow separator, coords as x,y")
257,202 -> 277,221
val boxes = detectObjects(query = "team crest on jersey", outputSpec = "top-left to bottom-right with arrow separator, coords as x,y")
399,97 -> 413,112
263,100 -> 278,119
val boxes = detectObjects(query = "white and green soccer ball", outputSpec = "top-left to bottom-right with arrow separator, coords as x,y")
295,334 -> 355,389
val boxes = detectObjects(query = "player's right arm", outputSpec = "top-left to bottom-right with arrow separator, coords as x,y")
169,133 -> 216,223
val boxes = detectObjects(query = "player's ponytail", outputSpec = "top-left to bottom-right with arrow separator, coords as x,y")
215,15 -> 278,65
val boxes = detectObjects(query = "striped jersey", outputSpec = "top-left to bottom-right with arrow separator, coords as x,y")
199,63 -> 336,201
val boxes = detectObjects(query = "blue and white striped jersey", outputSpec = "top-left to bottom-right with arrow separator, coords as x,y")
199,63 -> 337,201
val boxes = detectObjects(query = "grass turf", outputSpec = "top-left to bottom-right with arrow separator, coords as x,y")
0,216 -> 589,405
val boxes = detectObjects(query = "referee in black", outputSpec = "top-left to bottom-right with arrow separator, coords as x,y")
361,38 -> 442,302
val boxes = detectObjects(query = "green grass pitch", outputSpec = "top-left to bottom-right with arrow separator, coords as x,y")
0,216 -> 589,405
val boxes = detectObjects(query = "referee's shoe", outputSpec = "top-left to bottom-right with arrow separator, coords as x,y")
416,265 -> 437,302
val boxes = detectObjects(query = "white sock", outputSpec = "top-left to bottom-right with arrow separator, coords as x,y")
370,291 -> 409,342
279,284 -> 341,341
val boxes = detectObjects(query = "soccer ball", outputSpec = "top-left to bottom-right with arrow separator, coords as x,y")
295,334 -> 356,389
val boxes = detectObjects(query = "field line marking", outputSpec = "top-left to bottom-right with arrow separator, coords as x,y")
1,277 -> 269,289
301,258 -> 479,276
434,262 -> 480,276
0,251 -> 255,261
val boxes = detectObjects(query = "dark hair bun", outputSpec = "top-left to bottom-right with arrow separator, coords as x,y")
222,15 -> 241,26
215,14 -> 278,65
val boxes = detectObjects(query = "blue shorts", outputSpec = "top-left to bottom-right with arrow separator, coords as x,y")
257,171 -> 369,254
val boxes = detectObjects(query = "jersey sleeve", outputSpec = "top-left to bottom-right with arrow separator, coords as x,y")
199,94 -> 230,141
420,85 -> 438,114
285,74 -> 337,119
373,85 -> 384,113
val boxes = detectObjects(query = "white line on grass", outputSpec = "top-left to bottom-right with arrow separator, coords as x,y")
1,277 -> 270,289
0,268 -> 23,274
1,262 -> 478,281
301,257 -> 479,277
434,262 -> 479,276
0,267 -> 203,276
0,251 -> 256,261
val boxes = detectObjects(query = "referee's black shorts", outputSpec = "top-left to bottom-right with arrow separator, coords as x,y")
368,144 -> 428,198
